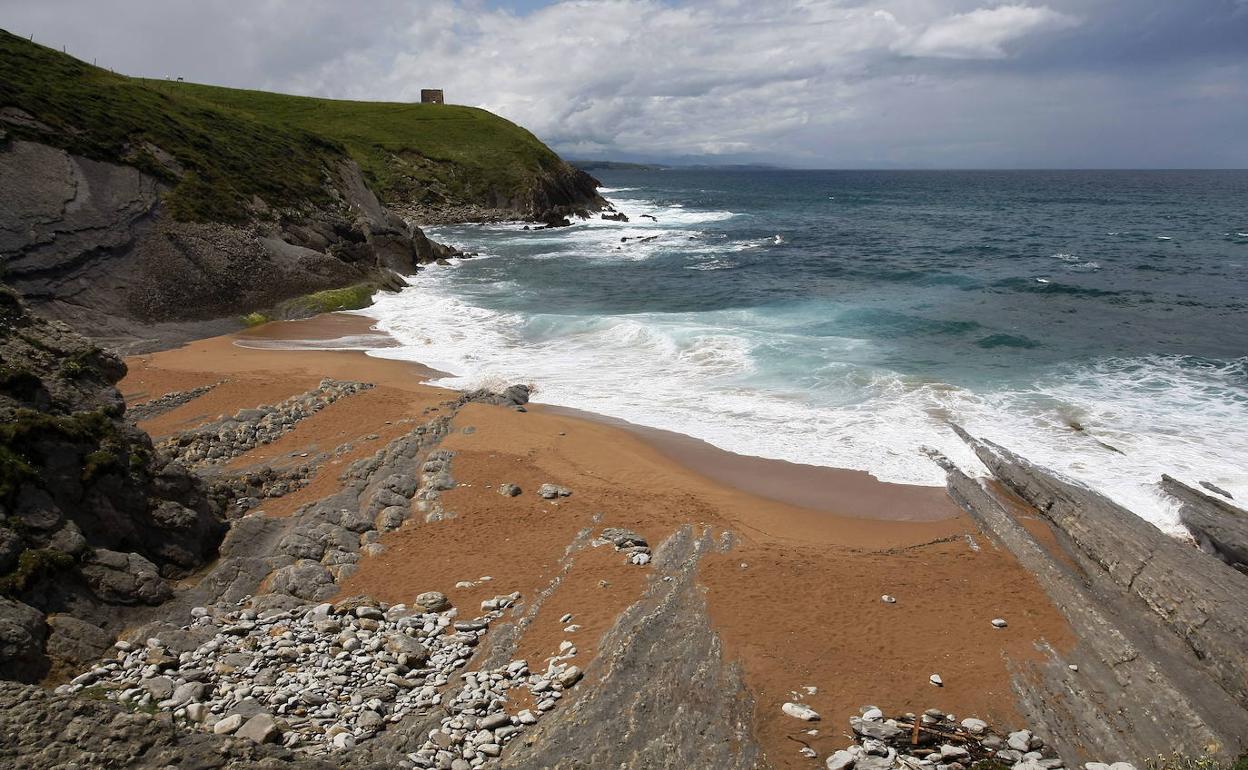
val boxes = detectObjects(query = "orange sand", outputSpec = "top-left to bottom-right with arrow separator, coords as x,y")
121,312 -> 1073,769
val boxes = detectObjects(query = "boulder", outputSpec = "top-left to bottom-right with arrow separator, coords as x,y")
0,598 -> 46,682
44,615 -> 112,668
80,549 -> 172,605
268,561 -> 335,602
415,591 -> 450,612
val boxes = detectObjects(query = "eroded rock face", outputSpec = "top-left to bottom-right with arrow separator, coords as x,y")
0,141 -> 457,352
0,288 -> 226,681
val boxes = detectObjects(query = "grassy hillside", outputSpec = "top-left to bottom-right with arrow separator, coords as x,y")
0,29 -> 570,221
163,81 -> 566,209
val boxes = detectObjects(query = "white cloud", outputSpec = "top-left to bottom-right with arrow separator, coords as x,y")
269,1 -> 1080,158
896,4 -> 1080,60
7,1 -> 1246,167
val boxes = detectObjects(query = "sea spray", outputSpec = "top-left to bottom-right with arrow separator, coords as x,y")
374,169 -> 1248,532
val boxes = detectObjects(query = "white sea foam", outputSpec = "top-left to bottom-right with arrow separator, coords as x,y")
686,259 -> 740,271
363,267 -> 1247,533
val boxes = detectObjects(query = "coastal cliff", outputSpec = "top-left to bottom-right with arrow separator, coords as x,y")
0,29 -> 602,350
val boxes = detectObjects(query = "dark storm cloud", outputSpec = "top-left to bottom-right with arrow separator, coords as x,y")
1,0 -> 1244,167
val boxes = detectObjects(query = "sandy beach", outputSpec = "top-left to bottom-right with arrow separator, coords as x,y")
120,311 -> 1072,768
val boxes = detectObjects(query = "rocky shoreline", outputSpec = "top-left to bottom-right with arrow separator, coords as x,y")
3,290 -> 1248,769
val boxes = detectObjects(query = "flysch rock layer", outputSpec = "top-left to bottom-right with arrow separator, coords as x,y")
1161,474 -> 1248,573
936,426 -> 1248,763
0,140 -> 458,353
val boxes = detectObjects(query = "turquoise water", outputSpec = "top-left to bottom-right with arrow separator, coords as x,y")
366,170 -> 1248,531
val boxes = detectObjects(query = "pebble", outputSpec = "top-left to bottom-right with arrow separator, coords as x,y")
781,702 -> 821,721
213,713 -> 244,735
1008,730 -> 1033,752
835,706 -> 1067,770
538,483 -> 572,499
929,674 -> 943,686
960,717 -> 988,734
60,587 -> 586,760
992,618 -> 1008,628
881,595 -> 897,604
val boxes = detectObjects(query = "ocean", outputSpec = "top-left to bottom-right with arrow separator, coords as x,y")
365,169 -> 1248,532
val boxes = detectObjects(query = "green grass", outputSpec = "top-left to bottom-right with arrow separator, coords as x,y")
164,81 -> 566,208
0,29 -> 567,221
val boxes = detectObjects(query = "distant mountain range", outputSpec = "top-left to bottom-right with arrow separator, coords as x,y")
571,159 -> 787,172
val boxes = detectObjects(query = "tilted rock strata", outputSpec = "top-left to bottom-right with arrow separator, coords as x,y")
937,428 -> 1248,763
498,526 -> 763,770
0,140 -> 458,351
1161,474 -> 1248,573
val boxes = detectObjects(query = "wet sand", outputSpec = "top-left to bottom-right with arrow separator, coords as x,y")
120,311 -> 1074,769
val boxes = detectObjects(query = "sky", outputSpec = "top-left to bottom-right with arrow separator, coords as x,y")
3,0 -> 1247,168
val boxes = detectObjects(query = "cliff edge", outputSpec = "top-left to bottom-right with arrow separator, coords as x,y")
0,29 -> 601,350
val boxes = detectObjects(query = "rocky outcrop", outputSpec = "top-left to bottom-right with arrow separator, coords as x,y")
0,140 -> 457,352
936,427 -> 1248,764
507,162 -> 605,221
498,526 -> 762,770
394,162 -> 605,225
0,678 -> 335,769
0,287 -> 226,680
1161,474 -> 1248,572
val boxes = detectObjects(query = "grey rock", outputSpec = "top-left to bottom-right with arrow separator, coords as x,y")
212,712 -> 244,735
0,598 -> 47,682
81,549 -> 172,605
415,591 -> 450,612
269,560 -> 335,601
942,427 -> 1248,765
538,484 -> 571,499
498,526 -> 761,770
44,615 -> 112,669
850,717 -> 903,741
1162,475 -> 1248,571
141,676 -> 175,700
827,749 -> 856,770
0,679 -> 330,768
376,505 -> 409,532
236,712 -> 280,744
0,527 -> 22,574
